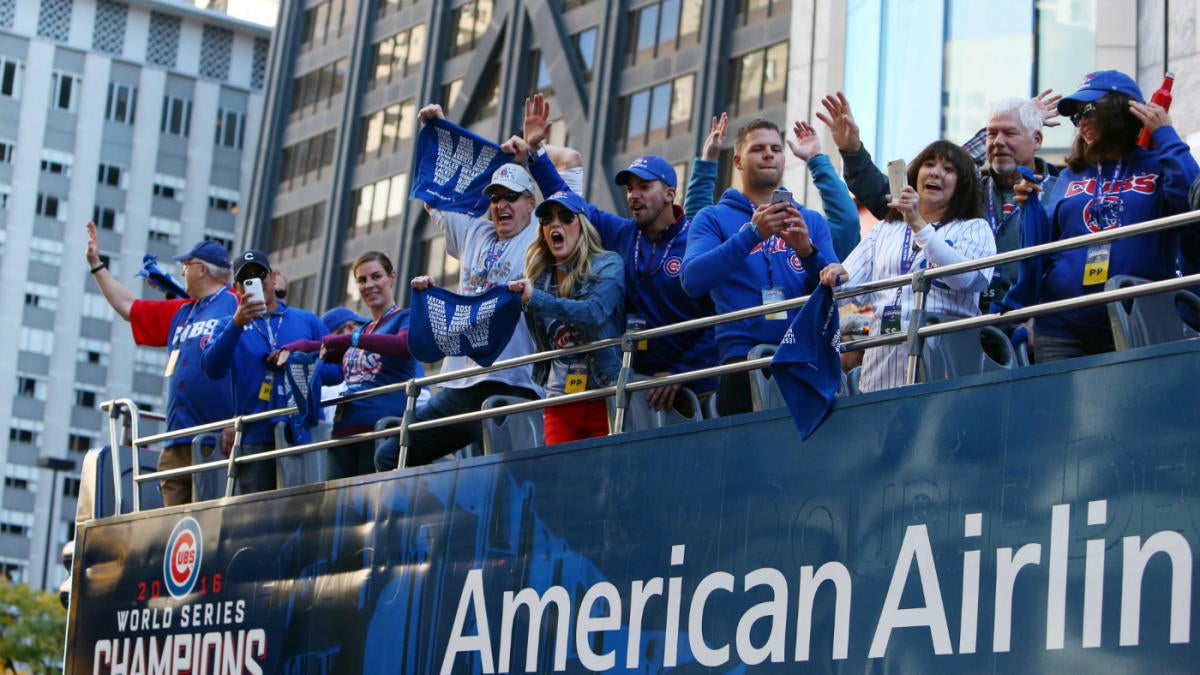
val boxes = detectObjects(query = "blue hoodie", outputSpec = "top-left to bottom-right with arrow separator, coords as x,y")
1037,126 -> 1199,343
682,188 -> 836,361
201,302 -> 331,445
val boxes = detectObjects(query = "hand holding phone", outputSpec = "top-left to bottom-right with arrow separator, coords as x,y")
887,159 -> 907,201
242,277 -> 265,305
771,188 -> 792,204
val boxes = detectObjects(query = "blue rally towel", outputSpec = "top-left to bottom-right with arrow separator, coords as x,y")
410,118 -> 515,217
770,285 -> 842,440
284,351 -> 324,431
137,254 -> 190,299
409,285 -> 523,367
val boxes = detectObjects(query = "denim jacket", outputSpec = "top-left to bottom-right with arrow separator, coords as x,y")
525,251 -> 625,388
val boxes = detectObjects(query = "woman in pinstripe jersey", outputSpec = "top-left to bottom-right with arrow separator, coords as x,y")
819,141 -> 997,392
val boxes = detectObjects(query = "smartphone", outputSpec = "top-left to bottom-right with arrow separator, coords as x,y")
242,277 -> 264,304
887,159 -> 907,201
771,188 -> 792,204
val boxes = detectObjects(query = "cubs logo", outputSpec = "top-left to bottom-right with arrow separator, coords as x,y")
164,517 -> 202,599
663,257 -> 682,276
788,254 -> 803,272
1083,195 -> 1123,232
199,334 -> 212,350
550,322 -> 579,349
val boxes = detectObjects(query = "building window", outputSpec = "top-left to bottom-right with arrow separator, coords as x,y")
350,173 -> 408,235
106,83 -> 137,124
35,193 -> 62,219
299,0 -> 348,52
8,419 -> 42,446
208,196 -> 237,213
421,235 -> 461,290
78,338 -> 110,365
369,25 -> 426,89
153,175 -> 185,201
289,58 -> 348,117
16,376 -> 46,400
68,433 -> 93,453
147,217 -> 180,244
730,41 -> 788,116
24,282 -> 58,310
98,163 -> 124,187
358,100 -> 415,163
0,140 -> 13,163
269,201 -> 326,255
449,0 -> 492,58
40,159 -> 69,175
572,28 -> 598,82
628,0 -> 703,65
63,478 -> 81,498
736,0 -> 788,26
49,71 -> 82,111
618,74 -> 695,151
160,96 -> 192,137
214,108 -> 246,148
527,50 -> 553,96
75,388 -> 98,408
93,206 -> 118,231
0,57 -> 22,98
279,130 -> 337,188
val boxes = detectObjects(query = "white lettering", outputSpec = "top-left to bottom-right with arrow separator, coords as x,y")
736,568 -> 787,665
1046,503 -> 1070,649
1083,500 -> 1107,648
993,542 -> 1042,652
440,569 -> 494,675
869,524 -> 952,658
432,127 -> 499,193
688,571 -> 733,666
1121,531 -> 1192,646
795,561 -> 852,661
500,585 -> 571,672
575,582 -> 621,671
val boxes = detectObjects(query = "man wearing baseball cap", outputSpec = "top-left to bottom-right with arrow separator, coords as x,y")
201,250 -> 331,493
520,93 -> 719,413
375,103 -> 558,471
84,223 -> 238,506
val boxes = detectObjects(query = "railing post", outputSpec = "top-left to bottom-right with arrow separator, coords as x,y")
611,333 -> 636,435
223,418 -> 247,498
105,402 -> 126,514
905,270 -> 931,385
397,379 -> 421,469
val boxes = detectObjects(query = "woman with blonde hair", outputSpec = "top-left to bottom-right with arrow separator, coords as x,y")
509,190 -> 624,444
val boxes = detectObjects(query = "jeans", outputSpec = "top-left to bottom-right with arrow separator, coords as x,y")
1033,332 -> 1114,363
375,381 -> 539,470
158,443 -> 192,506
234,442 -> 276,495
327,439 -> 375,481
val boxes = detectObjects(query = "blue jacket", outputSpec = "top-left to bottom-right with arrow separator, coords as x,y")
527,152 -> 718,392
682,188 -> 835,362
1037,125 -> 1199,344
201,302 -> 331,445
525,252 -> 625,389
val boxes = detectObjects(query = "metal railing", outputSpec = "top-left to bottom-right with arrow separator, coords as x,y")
99,208 -> 1200,512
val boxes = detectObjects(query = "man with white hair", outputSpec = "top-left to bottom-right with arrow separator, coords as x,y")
818,92 -> 1061,311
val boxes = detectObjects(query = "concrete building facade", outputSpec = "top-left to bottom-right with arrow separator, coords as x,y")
0,0 -> 269,590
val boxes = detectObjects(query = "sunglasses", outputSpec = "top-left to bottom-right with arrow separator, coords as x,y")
1070,103 -> 1097,127
538,210 -> 577,226
488,192 -> 525,204
237,268 -> 269,283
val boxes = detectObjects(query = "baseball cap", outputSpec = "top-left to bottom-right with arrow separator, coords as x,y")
1057,70 -> 1145,116
321,307 -> 369,333
615,155 -> 678,189
534,190 -> 589,218
232,250 -> 272,281
484,163 -> 535,195
173,240 -> 230,268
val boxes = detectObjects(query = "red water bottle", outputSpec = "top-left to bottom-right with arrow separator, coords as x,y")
1137,71 -> 1174,148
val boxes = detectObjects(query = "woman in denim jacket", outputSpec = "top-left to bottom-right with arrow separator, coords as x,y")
509,190 -> 624,444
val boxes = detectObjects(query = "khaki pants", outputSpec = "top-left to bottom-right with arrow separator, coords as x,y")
158,444 -> 192,506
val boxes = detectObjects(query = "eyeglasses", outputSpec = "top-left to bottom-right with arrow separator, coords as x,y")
1070,103 -> 1097,127
489,192 -> 525,204
538,210 -> 577,226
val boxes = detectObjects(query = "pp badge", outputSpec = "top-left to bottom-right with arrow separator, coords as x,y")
164,349 -> 180,377
565,362 -> 588,394
1083,243 -> 1110,285
258,373 -> 274,402
626,315 -> 648,350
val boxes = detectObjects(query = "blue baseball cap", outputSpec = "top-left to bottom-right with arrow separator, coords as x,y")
321,307 -> 369,333
1057,70 -> 1144,116
615,155 -> 678,189
534,190 -> 589,218
173,240 -> 230,268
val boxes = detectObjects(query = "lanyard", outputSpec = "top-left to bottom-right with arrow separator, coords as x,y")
181,287 -> 227,328
634,221 -> 686,281
1091,160 -> 1125,221
250,308 -> 286,350
353,304 -> 399,348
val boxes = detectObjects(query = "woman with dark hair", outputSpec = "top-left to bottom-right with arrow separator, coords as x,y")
508,190 -> 624,445
1022,70 -> 1199,362
280,251 -> 423,479
819,140 -> 996,392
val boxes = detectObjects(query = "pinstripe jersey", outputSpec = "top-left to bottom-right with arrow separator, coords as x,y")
839,217 -> 996,392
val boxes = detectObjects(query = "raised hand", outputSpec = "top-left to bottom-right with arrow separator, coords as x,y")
523,94 -> 553,151
417,103 -> 445,125
500,135 -> 530,164
815,92 -> 863,153
701,113 -> 728,161
410,275 -> 435,290
1032,89 -> 1063,128
787,120 -> 822,161
1129,100 -> 1171,137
